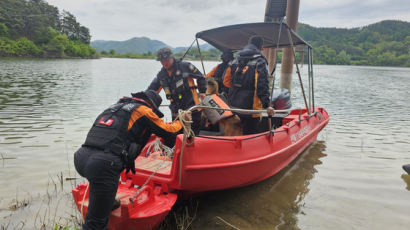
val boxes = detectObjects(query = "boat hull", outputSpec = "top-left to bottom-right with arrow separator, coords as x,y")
125,107 -> 329,193
72,180 -> 177,230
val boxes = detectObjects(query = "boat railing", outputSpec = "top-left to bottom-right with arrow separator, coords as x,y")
187,105 -> 292,116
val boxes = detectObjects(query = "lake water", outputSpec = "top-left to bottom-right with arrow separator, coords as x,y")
0,58 -> 409,229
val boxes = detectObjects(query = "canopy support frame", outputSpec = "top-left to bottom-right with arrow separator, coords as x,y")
269,18 -> 285,101
196,38 -> 207,76
286,27 -> 310,115
181,39 -> 197,61
309,47 -> 315,112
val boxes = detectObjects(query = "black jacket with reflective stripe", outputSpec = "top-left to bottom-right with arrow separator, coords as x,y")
228,44 -> 270,111
83,97 -> 183,155
148,59 -> 206,114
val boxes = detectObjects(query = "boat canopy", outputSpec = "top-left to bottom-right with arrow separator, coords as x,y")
196,22 -> 310,51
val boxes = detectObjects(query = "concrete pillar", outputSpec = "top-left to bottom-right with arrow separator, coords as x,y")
262,26 -> 279,91
279,0 -> 300,93
263,0 -> 284,91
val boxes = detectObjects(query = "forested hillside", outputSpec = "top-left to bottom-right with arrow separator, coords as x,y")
0,0 -> 96,58
91,37 -> 168,54
93,20 -> 410,67
298,20 -> 410,66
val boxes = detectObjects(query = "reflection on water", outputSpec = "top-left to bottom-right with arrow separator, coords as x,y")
1,59 -> 410,229
190,141 -> 327,230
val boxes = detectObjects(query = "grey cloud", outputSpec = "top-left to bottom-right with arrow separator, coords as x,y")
46,0 -> 410,46
157,0 -> 248,11
301,0 -> 410,27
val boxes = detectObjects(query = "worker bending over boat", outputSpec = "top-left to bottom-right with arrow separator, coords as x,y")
223,35 -> 275,134
148,47 -> 206,135
206,50 -> 234,96
73,90 -> 191,230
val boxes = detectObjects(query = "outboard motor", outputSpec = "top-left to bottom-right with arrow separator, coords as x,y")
258,88 -> 292,131
270,88 -> 292,110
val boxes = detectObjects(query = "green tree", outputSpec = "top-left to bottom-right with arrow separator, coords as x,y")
0,23 -> 8,37
335,50 -> 351,65
35,26 -> 59,45
42,34 -> 69,57
0,0 -> 95,58
14,37 -> 41,55
60,11 -> 91,44
79,26 -> 91,44
0,38 -> 13,55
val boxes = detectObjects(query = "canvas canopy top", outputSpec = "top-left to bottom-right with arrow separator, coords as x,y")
195,22 -> 310,51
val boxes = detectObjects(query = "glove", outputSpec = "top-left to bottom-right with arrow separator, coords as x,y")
124,143 -> 141,174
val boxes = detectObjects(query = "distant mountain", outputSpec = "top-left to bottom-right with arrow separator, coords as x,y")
174,43 -> 214,53
91,37 -> 214,54
91,37 -> 170,54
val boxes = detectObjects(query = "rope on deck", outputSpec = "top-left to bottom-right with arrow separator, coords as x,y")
178,109 -> 194,186
130,109 -> 193,203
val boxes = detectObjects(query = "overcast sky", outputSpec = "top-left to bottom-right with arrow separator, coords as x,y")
46,0 -> 410,47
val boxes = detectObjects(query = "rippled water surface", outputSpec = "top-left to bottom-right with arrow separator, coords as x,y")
0,58 -> 409,229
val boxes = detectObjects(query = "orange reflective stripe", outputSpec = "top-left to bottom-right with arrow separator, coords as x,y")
252,71 -> 262,118
188,78 -> 200,105
211,94 -> 233,117
223,67 -> 232,88
242,66 -> 249,73
156,86 -> 163,93
128,105 -> 182,132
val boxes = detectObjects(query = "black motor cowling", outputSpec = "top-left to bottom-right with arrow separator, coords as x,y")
270,88 -> 292,110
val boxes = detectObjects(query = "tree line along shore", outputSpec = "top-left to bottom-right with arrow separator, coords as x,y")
0,0 -> 96,58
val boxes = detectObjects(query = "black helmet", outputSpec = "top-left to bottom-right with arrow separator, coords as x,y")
220,50 -> 233,61
131,90 -> 164,118
249,35 -> 264,50
156,47 -> 173,61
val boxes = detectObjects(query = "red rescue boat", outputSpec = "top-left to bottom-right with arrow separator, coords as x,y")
72,22 -> 330,229
122,107 -> 329,193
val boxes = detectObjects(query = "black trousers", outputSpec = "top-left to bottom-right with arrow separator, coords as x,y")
74,146 -> 124,230
239,116 -> 261,135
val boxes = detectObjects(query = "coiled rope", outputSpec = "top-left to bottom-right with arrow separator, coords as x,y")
129,109 -> 193,203
145,138 -> 174,158
177,109 -> 194,185
128,138 -> 174,205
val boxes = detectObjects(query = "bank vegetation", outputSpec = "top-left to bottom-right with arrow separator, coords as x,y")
0,0 -> 96,58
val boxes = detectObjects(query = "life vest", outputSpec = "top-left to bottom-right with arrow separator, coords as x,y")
157,60 -> 199,113
228,58 -> 261,110
213,62 -> 229,93
83,97 -> 143,154
202,94 -> 233,124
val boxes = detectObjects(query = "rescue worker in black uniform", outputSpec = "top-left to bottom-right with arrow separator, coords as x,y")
223,36 -> 275,134
74,90 -> 191,230
148,47 -> 206,135
205,50 -> 234,95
